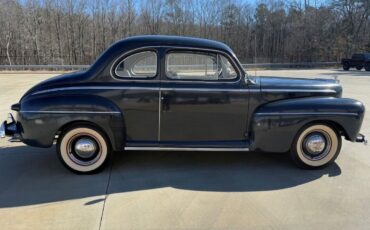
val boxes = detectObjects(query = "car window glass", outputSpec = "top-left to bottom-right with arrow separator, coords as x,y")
115,51 -> 157,78
219,55 -> 237,80
166,51 -> 237,80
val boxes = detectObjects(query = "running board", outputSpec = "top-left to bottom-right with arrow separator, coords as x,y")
124,147 -> 250,151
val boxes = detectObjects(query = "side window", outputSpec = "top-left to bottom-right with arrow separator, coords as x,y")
166,51 -> 238,81
115,51 -> 157,78
219,55 -> 237,80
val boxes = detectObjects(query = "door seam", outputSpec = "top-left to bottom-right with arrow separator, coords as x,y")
158,89 -> 161,142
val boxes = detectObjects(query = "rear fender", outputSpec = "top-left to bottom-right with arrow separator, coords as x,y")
17,94 -> 125,151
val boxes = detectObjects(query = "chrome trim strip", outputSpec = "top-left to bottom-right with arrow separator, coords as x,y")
124,147 -> 250,151
261,89 -> 336,93
249,89 -> 261,92
162,88 -> 334,93
32,86 -> 250,95
255,112 -> 358,116
32,86 -> 160,95
161,87 -> 247,92
32,86 -> 337,96
20,111 -> 121,114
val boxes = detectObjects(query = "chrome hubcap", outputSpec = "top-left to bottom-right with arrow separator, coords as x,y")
304,134 -> 326,155
301,130 -> 332,161
74,138 -> 97,159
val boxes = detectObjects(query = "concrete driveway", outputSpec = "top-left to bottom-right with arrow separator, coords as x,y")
0,69 -> 369,230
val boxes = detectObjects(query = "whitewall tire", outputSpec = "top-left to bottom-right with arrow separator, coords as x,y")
57,125 -> 111,174
290,124 -> 341,168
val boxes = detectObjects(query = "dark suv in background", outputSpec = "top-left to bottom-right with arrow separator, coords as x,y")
342,53 -> 370,71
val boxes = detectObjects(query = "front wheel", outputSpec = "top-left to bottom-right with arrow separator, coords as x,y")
57,125 -> 111,174
356,65 -> 363,70
290,124 -> 341,168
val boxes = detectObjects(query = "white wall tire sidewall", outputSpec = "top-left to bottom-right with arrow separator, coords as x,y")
296,125 -> 339,167
60,127 -> 108,172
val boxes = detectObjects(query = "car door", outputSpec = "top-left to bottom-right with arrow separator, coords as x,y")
112,49 -> 160,143
353,54 -> 364,67
159,48 -> 249,146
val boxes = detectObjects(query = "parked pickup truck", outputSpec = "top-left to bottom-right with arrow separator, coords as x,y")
342,53 -> 370,71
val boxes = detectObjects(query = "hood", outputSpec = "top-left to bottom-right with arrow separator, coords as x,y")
21,71 -> 89,100
259,76 -> 342,102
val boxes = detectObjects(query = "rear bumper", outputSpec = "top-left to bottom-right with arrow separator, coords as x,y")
0,122 -> 5,138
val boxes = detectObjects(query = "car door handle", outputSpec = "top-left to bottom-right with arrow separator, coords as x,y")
161,94 -> 170,111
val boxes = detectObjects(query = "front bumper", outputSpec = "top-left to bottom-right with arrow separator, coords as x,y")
0,113 -> 21,142
356,133 -> 368,145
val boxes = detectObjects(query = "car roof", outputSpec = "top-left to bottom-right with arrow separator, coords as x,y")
112,35 -> 234,53
89,35 -> 242,76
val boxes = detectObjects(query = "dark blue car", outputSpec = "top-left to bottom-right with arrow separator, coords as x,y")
1,36 -> 367,173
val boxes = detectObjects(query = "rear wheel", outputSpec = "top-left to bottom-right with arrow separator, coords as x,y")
57,125 -> 111,174
356,65 -> 363,70
365,65 -> 370,71
342,62 -> 350,70
290,124 -> 341,168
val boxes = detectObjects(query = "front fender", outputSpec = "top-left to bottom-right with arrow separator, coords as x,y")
250,97 -> 365,152
17,94 -> 125,151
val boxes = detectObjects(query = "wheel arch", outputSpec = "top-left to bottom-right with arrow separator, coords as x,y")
298,119 -> 348,140
53,115 -> 126,152
56,120 -> 113,149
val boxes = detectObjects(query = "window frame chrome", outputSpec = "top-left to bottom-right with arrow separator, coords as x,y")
163,47 -> 241,83
164,50 -> 238,81
109,46 -> 245,84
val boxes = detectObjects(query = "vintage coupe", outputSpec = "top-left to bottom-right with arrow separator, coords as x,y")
0,36 -> 367,173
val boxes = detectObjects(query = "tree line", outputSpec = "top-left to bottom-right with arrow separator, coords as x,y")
0,0 -> 369,65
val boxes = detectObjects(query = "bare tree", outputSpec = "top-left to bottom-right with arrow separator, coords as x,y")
0,0 -> 369,65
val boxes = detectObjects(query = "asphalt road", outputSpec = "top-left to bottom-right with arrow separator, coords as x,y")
0,69 -> 369,230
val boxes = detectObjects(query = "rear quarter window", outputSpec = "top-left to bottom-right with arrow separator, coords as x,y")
114,51 -> 157,79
